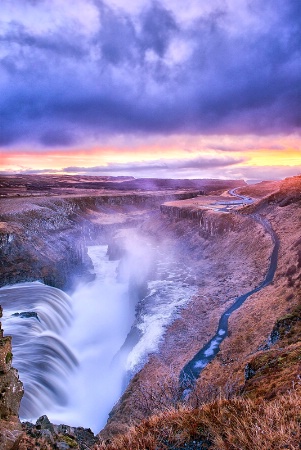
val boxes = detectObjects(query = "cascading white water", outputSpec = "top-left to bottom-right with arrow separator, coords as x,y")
0,245 -> 134,433
125,253 -> 198,375
0,242 -> 197,433
0,282 -> 77,418
45,245 -> 134,431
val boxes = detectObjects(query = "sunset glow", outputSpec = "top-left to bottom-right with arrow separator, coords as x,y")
0,0 -> 300,180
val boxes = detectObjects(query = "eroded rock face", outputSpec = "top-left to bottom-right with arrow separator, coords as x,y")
0,306 -> 24,450
160,203 -> 246,237
0,191 -> 199,290
20,415 -> 98,450
0,419 -> 24,450
0,215 -> 88,290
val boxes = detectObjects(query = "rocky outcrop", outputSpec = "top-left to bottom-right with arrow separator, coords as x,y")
160,203 -> 249,237
0,306 -> 24,450
268,175 -> 301,207
20,415 -> 98,450
0,220 -> 88,290
0,191 -> 199,289
160,204 -> 205,220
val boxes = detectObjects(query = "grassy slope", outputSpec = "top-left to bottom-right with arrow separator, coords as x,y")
96,176 -> 301,449
96,392 -> 301,450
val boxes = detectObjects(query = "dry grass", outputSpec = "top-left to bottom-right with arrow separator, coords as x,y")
96,405 -> 209,450
204,392 -> 301,450
236,181 -> 281,199
95,391 -> 301,450
97,179 -> 301,448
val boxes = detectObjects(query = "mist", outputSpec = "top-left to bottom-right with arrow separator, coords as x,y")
0,230 -> 197,433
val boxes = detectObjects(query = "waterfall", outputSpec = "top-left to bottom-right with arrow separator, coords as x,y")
0,242 -> 197,433
49,245 -> 134,431
0,245 -> 134,432
0,282 -> 77,418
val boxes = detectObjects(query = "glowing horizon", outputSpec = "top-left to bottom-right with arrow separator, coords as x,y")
0,1 -> 300,180
1,133 -> 300,180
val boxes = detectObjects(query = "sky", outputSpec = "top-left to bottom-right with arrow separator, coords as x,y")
0,0 -> 300,180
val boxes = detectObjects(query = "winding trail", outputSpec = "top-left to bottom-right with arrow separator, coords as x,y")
180,189 -> 279,387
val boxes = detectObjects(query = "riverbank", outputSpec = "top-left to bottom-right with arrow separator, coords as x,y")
101,176 -> 301,441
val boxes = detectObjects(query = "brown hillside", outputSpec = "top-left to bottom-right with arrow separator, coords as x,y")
100,176 -> 301,447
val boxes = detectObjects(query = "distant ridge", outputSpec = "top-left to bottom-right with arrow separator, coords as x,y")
0,175 -> 246,196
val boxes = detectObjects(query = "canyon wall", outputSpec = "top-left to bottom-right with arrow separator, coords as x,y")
1,176 -> 300,448
160,203 -> 246,236
101,202 -> 273,437
0,307 -> 23,450
0,191 -> 198,289
101,177 -> 301,442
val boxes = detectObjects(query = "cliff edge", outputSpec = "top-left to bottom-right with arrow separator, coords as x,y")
0,306 -> 23,450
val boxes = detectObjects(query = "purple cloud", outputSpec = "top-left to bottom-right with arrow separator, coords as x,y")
63,154 -> 246,173
0,0 -> 300,148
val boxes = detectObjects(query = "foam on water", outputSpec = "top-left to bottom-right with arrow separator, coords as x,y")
0,246 -> 133,432
0,243 -> 197,432
0,282 -> 76,418
125,256 -> 198,373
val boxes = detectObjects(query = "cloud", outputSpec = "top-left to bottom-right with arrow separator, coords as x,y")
93,1 -> 139,66
14,159 -> 300,182
224,164 -> 301,181
0,0 -> 300,148
0,168 -> 58,175
139,1 -> 178,58
63,154 -> 246,173
20,168 -> 58,174
0,22 -> 88,61
39,130 -> 76,146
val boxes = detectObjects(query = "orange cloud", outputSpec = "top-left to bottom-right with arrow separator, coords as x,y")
0,134 -> 300,176
246,149 -> 301,167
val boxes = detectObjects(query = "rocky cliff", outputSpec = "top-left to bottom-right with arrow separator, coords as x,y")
160,203 -> 244,236
0,191 -> 198,290
0,307 -> 23,450
99,176 -> 301,442
101,197 -> 273,437
0,175 -> 300,449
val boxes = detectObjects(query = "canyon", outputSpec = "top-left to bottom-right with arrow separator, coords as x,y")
0,174 -> 300,449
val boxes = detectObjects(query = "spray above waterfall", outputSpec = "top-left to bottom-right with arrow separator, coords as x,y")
0,232 -> 197,432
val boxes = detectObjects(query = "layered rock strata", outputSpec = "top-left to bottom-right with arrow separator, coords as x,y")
0,191 -> 198,289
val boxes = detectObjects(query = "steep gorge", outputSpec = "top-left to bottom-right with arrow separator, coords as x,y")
100,176 -> 301,447
0,187 -> 204,448
0,176 -> 300,449
0,191 -> 199,289
102,198 -> 273,437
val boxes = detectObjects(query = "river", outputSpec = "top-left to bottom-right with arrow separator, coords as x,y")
180,214 -> 279,387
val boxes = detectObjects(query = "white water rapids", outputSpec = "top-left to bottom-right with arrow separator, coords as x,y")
0,244 -> 197,433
